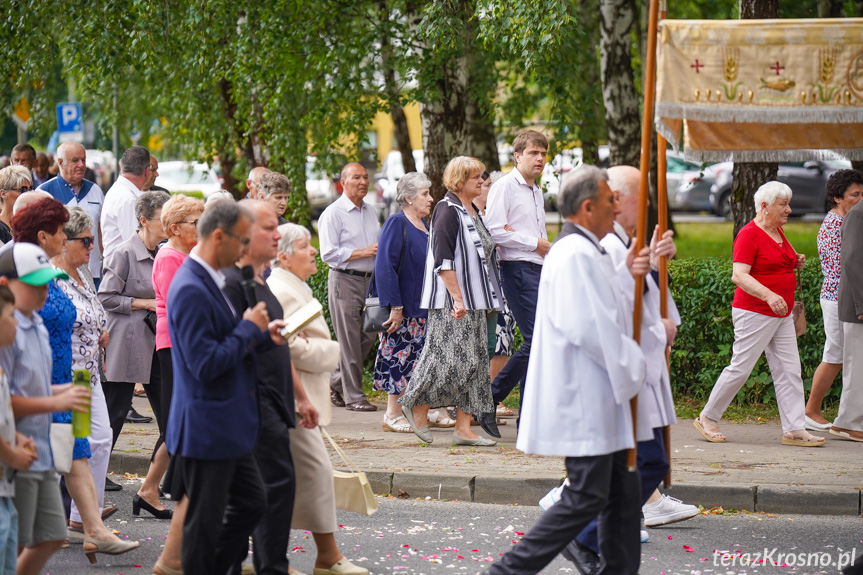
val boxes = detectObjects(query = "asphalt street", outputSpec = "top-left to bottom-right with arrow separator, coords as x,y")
44,477 -> 862,575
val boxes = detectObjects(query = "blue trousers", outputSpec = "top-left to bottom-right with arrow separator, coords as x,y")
491,261 -> 542,412
575,427 -> 669,554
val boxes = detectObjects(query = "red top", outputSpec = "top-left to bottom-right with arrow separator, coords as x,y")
732,221 -> 797,318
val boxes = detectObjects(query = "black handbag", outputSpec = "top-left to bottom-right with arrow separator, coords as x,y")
362,217 -> 407,333
143,310 -> 158,334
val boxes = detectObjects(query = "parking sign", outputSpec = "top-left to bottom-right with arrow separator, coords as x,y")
57,102 -> 83,142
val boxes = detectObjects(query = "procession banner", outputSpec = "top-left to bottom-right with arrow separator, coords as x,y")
656,18 -> 863,162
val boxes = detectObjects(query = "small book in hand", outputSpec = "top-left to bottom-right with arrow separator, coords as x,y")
280,299 -> 323,339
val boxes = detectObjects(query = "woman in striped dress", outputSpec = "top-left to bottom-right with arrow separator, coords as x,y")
399,156 -> 502,447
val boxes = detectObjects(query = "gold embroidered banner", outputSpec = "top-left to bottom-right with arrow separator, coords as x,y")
656,18 -> 863,162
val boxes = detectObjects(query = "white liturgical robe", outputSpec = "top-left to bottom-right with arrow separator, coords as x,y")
517,228 -> 646,457
601,223 -> 680,440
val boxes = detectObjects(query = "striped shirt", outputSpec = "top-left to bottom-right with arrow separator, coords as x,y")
420,192 -> 502,311
0,310 -> 55,471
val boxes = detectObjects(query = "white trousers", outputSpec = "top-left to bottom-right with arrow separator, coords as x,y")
834,322 -> 863,431
70,382 -> 112,523
702,308 -> 805,433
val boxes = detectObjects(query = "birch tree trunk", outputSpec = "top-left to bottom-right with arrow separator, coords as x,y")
732,0 -> 779,237
600,0 -> 641,167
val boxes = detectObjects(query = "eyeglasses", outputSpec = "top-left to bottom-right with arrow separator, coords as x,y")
68,237 -> 95,249
180,220 -> 199,227
1,186 -> 35,194
223,230 -> 250,246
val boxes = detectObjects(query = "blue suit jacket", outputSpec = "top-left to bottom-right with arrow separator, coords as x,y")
165,257 -> 270,460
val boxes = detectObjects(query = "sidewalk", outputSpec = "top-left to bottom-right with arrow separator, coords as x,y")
112,396 -> 862,515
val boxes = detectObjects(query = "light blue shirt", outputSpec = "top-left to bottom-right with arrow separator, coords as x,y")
318,194 -> 380,272
0,310 -> 55,471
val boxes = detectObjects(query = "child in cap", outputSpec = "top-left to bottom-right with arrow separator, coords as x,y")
0,242 -> 89,572
0,284 -> 39,574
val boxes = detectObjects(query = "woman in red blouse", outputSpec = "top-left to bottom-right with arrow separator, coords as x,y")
694,182 -> 824,447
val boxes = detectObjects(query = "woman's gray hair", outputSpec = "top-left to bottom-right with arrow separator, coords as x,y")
488,171 -> 505,185
273,223 -> 311,267
135,191 -> 171,229
0,165 -> 32,192
64,206 -> 94,238
753,181 -> 792,213
258,172 -> 292,199
558,165 -> 609,218
395,172 -> 431,208
205,190 -> 235,206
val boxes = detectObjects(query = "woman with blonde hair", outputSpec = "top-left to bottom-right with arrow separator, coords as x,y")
0,165 -> 34,243
399,156 -> 502,446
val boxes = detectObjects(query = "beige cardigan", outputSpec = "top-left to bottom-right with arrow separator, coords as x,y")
267,267 -> 340,426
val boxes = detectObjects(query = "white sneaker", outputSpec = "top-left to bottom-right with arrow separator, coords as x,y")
642,495 -> 699,527
640,529 -> 649,543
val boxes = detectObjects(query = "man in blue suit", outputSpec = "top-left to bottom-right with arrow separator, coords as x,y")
166,200 -> 287,575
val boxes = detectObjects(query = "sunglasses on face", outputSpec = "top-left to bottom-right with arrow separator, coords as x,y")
68,237 -> 95,249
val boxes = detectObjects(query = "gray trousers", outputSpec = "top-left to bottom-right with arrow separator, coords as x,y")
328,271 -> 375,404
835,322 -> 863,431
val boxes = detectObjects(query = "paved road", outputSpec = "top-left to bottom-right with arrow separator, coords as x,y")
45,481 -> 862,575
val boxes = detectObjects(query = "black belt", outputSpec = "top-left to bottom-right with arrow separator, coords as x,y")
330,267 -> 372,278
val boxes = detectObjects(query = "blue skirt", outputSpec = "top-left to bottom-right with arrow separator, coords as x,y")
52,412 -> 91,460
373,317 -> 427,395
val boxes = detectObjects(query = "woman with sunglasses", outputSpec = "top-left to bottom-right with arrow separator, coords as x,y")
52,206 -> 140,562
0,165 -> 35,244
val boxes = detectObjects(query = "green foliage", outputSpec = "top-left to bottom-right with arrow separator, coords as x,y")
669,258 -> 837,407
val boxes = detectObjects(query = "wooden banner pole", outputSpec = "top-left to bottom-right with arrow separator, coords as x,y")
629,0 -> 660,472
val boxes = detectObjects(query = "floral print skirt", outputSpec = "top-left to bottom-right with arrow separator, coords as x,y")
399,308 -> 493,414
373,317 -> 427,395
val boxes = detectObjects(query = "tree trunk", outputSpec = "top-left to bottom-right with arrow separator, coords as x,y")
578,0 -> 603,166
380,1 -> 416,174
732,0 -> 779,237
856,0 -> 863,16
600,0 -> 641,167
817,0 -> 844,17
465,97 -> 500,172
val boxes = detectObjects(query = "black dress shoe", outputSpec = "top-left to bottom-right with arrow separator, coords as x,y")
330,388 -> 346,408
476,411 -> 501,438
104,477 -> 123,492
126,408 -> 153,424
561,540 -> 600,575
346,400 -> 378,412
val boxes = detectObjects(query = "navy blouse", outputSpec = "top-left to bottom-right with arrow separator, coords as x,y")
373,211 -> 429,319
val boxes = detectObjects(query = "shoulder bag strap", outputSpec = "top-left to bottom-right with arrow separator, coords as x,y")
782,232 -> 803,300
322,427 -> 363,473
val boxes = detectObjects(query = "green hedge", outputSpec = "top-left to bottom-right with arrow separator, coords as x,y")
669,258 -> 833,405
306,254 -> 835,407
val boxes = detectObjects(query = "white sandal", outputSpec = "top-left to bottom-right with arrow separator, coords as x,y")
428,410 -> 456,428
382,414 -> 413,433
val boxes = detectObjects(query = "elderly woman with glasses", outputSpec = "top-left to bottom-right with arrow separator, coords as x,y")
267,223 -> 368,575
99,191 -> 173,520
258,171 -> 292,225
695,181 -> 824,447
0,165 -> 35,243
52,206 -> 140,561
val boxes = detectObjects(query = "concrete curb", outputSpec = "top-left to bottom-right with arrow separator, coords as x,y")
109,453 -> 862,515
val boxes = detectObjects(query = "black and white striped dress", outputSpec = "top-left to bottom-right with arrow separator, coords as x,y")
400,200 -> 498,414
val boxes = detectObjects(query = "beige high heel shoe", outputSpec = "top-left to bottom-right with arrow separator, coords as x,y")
83,537 -> 140,564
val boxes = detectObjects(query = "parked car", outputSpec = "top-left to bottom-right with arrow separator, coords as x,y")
306,156 -> 338,218
374,149 -> 425,216
542,146 -> 610,209
155,161 -> 222,198
709,160 -> 850,219
666,156 -> 725,212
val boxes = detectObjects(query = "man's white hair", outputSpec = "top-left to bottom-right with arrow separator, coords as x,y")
753,181 -> 792,212
56,141 -> 84,163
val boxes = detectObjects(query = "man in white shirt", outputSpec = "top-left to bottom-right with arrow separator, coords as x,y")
479,130 -> 552,436
101,146 -> 151,260
485,165 -> 647,575
564,166 -> 697,575
38,142 -> 106,284
318,163 -> 380,411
